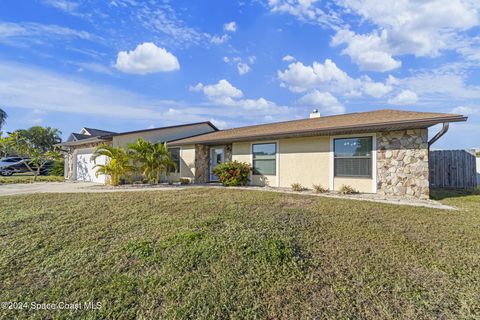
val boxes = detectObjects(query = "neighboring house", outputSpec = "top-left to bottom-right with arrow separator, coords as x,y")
476,154 -> 480,185
168,109 -> 467,199
58,122 -> 218,183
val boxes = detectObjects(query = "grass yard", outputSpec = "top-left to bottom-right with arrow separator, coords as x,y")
0,174 -> 64,184
0,188 -> 479,319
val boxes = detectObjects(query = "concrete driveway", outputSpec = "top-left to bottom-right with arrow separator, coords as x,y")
0,182 -> 184,197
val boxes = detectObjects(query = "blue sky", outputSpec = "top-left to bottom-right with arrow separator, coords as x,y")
0,0 -> 479,149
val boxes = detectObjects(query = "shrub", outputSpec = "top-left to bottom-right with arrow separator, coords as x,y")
49,160 -> 65,176
291,183 -> 307,192
312,184 -> 328,193
213,161 -> 251,186
339,184 -> 359,194
179,177 -> 191,185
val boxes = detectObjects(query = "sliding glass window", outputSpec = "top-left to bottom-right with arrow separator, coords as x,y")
334,137 -> 372,177
252,143 -> 276,175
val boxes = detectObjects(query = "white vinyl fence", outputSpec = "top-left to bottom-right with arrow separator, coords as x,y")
477,157 -> 480,185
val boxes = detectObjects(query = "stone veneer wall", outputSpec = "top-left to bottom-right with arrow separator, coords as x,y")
194,144 -> 210,183
64,147 -> 75,180
377,129 -> 429,199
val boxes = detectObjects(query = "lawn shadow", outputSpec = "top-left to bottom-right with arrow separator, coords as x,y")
430,187 -> 480,201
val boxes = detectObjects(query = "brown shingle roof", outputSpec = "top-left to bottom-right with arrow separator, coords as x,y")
170,109 -> 467,145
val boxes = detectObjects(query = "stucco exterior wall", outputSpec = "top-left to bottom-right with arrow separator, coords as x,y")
232,141 -> 276,187
164,145 -> 196,182
377,129 -> 429,199
112,123 -> 215,147
333,177 -> 373,193
278,136 -> 330,189
180,145 -> 196,180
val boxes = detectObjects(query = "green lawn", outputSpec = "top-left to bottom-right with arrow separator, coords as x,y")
0,174 -> 64,184
0,189 -> 479,319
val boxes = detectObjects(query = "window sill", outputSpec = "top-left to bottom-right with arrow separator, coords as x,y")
334,176 -> 372,179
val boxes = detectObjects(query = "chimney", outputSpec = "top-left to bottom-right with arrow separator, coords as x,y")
309,109 -> 320,118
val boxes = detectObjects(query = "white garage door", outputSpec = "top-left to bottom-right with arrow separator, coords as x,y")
75,150 -> 107,183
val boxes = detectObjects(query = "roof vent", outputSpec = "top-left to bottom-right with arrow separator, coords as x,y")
310,109 -> 320,118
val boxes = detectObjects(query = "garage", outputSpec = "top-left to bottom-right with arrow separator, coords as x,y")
74,148 -> 107,183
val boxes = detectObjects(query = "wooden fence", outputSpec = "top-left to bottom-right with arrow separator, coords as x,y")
429,150 -> 477,189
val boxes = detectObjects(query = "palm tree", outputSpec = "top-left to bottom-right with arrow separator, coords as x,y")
128,138 -> 177,184
0,108 -> 7,131
91,144 -> 133,186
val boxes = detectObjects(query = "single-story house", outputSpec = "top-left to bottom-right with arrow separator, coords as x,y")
59,109 -> 466,199
476,154 -> 480,185
167,109 -> 466,199
58,122 -> 218,183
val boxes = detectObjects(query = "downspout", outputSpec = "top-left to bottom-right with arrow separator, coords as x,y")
428,122 -> 450,147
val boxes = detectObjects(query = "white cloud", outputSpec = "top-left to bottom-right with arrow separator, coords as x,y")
115,42 -> 180,74
362,77 -> 393,98
267,0 -> 341,28
224,56 -> 254,75
210,34 -> 230,44
297,90 -> 345,115
282,55 -> 296,62
42,0 -> 79,13
332,0 -> 480,71
191,79 -> 290,114
165,108 -> 181,116
278,58 -> 400,100
223,21 -> 237,32
190,79 -> 243,102
451,106 -> 478,115
74,62 -> 113,75
0,61 -> 168,120
331,29 -> 401,72
237,62 -> 251,75
388,90 -> 418,105
0,61 -> 298,129
394,67 -> 480,103
129,2 -> 208,48
278,59 -> 354,93
0,22 -> 94,46
210,118 -> 228,129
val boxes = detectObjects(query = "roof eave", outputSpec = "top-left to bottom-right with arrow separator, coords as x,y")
170,116 -> 467,146
55,136 -> 112,147
107,121 -> 219,138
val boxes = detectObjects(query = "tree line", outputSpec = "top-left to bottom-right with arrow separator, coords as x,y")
1,108 -> 63,181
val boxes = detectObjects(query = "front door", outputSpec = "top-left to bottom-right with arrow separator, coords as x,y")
210,146 -> 225,181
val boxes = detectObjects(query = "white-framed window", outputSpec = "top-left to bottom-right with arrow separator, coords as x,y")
252,143 -> 276,175
334,137 -> 372,178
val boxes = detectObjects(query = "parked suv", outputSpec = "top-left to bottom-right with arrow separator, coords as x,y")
0,157 -> 27,176
0,157 -> 54,176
